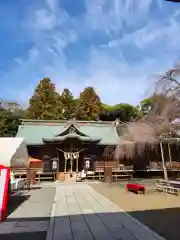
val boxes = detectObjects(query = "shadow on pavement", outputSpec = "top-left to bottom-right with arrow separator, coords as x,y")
26,186 -> 42,190
1,207 -> 180,240
129,207 -> 180,240
7,185 -> 42,217
6,195 -> 30,218
0,232 -> 46,240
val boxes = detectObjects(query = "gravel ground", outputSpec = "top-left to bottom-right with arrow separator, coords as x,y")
1,186 -> 56,240
90,181 -> 180,240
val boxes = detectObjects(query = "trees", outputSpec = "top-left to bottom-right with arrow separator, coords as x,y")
140,97 -> 153,115
61,88 -> 76,120
115,103 -> 139,122
0,108 -> 8,136
115,65 -> 180,166
27,78 -> 63,120
100,103 -> 139,122
154,65 -> 180,121
140,93 -> 173,118
156,65 -> 180,98
140,94 -> 179,124
76,87 -> 101,120
0,100 -> 26,137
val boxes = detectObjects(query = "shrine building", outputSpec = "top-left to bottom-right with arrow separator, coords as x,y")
16,120 -> 120,175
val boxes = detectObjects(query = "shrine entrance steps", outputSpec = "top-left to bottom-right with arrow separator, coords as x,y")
56,172 -> 77,182
65,173 -> 77,182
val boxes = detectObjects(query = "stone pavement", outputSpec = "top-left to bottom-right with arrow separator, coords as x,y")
47,183 -> 165,240
7,186 -> 55,222
0,186 -> 55,239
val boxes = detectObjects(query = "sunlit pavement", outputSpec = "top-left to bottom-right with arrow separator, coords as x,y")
47,183 -> 164,240
0,183 -> 165,240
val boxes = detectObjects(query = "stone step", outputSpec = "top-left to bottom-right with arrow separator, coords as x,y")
66,177 -> 77,182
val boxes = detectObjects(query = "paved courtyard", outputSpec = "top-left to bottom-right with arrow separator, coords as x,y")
91,182 -> 180,240
47,183 -> 164,240
0,183 -> 166,240
0,186 -> 55,240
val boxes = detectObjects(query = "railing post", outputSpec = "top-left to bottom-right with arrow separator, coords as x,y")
160,141 -> 168,180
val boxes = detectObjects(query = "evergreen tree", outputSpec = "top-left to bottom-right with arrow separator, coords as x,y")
100,103 -> 139,121
76,87 -> 101,120
0,100 -> 26,136
61,88 -> 76,120
56,93 -> 64,120
0,108 -> 8,136
27,78 -> 63,120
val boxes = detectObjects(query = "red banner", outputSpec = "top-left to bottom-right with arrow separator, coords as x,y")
0,165 -> 10,221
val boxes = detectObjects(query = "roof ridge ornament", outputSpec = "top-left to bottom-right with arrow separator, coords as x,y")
64,120 -> 79,128
69,125 -> 76,133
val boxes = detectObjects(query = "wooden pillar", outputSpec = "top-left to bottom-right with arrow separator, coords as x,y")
160,141 -> 168,180
104,166 -> 112,183
69,144 -> 72,175
168,143 -> 172,163
76,157 -> 78,172
70,154 -> 73,174
64,159 -> 67,172
147,150 -> 151,169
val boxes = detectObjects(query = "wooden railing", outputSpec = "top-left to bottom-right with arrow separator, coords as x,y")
94,161 -> 119,171
12,168 -> 56,183
86,169 -> 133,181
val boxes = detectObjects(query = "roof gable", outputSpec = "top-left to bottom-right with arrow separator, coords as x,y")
57,124 -> 88,137
16,120 -> 120,145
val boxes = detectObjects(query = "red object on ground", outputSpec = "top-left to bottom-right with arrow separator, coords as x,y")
29,158 -> 42,163
0,164 -> 10,221
126,183 -> 145,194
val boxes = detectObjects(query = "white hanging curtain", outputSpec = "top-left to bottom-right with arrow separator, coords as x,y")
73,152 -> 79,159
64,152 -> 79,159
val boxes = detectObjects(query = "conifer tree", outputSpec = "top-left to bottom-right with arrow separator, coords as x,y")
61,88 -> 76,120
27,78 -> 63,120
76,87 -> 101,120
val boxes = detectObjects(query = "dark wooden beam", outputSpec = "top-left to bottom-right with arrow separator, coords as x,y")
165,0 -> 180,2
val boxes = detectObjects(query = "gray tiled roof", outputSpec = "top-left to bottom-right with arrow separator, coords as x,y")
16,120 -> 120,145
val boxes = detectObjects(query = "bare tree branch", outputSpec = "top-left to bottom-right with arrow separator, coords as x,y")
115,64 -> 180,160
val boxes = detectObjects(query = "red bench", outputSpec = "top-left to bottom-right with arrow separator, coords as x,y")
126,183 -> 145,194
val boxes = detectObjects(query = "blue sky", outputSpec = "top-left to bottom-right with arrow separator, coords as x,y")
1,0 -> 180,106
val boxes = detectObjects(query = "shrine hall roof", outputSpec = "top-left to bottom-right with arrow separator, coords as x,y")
16,119 -> 120,146
42,133 -> 100,143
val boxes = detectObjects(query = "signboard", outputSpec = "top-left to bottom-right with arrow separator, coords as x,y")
0,165 -> 10,221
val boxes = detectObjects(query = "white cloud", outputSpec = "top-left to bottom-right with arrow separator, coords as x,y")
1,0 -> 180,106
83,0 -> 154,39
107,16 -> 180,53
46,0 -> 59,12
85,0 -> 153,26
3,45 -> 175,106
29,9 -> 57,30
112,0 -> 153,25
132,18 -> 180,50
